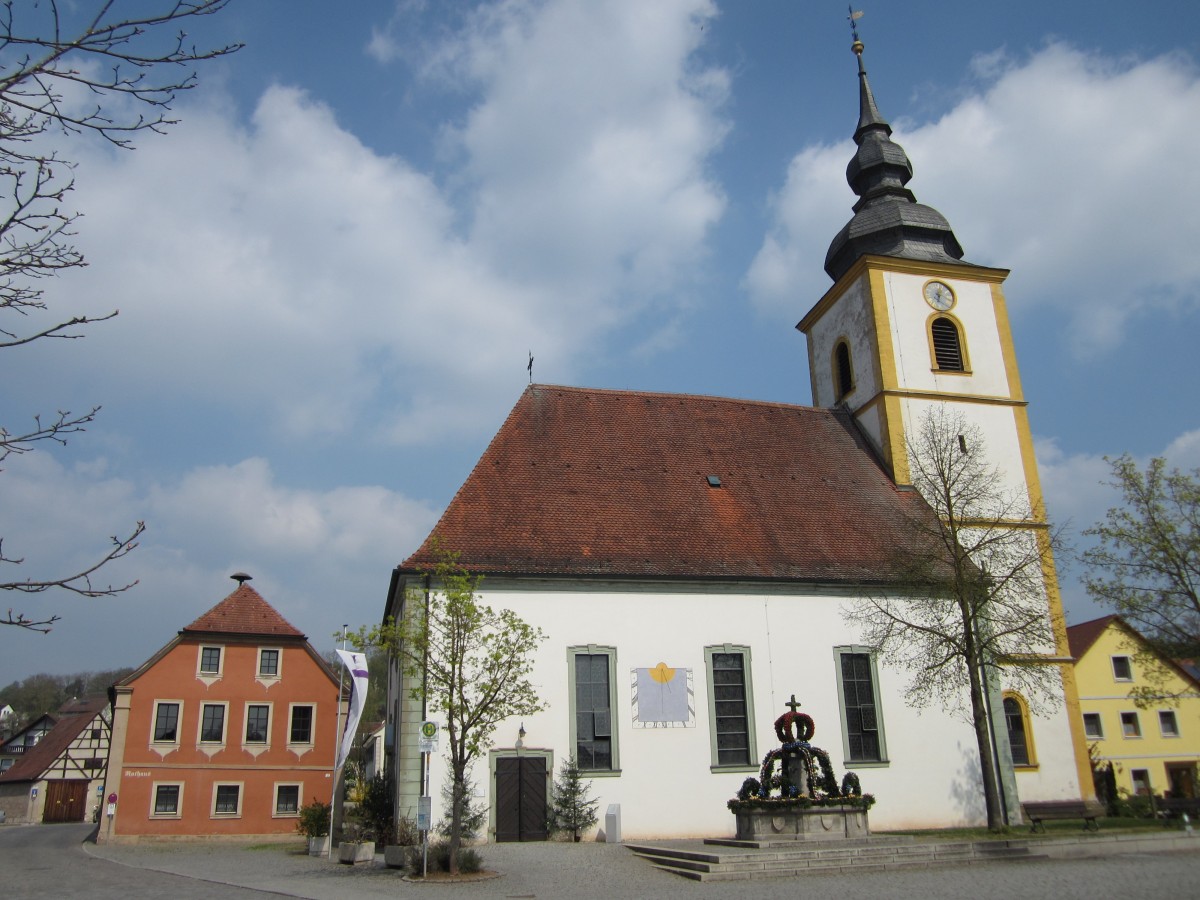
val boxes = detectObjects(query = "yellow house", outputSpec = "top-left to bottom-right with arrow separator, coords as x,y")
1067,615 -> 1200,799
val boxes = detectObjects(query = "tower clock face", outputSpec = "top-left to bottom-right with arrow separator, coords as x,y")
923,281 -> 955,311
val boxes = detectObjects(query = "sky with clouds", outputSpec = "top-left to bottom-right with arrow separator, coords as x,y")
2,0 -> 1198,685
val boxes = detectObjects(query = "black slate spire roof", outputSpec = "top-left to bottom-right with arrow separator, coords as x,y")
824,40 -> 968,282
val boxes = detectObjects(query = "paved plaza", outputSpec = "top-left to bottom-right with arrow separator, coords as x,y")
4,823 -> 1200,899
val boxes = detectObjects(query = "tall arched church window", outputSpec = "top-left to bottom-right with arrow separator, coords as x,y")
1003,693 -> 1036,767
834,340 -> 853,401
930,316 -> 964,371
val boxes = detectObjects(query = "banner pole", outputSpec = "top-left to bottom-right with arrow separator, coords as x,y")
329,623 -> 348,860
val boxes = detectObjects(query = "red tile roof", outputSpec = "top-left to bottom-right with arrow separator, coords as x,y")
181,584 -> 305,638
1066,614 -> 1121,659
402,385 -> 941,583
0,695 -> 107,784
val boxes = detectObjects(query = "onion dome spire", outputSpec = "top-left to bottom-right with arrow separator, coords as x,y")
824,39 -> 966,282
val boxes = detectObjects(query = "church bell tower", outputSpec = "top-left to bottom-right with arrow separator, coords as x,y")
796,36 -> 1094,807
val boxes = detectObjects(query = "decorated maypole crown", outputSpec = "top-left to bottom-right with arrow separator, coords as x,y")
729,695 -> 872,811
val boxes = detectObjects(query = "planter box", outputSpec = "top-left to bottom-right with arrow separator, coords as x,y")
338,840 -> 376,864
307,835 -> 330,857
733,805 -> 869,842
384,845 -> 409,869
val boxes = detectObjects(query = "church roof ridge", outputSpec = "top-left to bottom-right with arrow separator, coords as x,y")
401,384 -> 940,583
524,382 -> 828,414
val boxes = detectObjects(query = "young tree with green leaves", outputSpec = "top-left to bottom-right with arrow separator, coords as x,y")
1083,455 -> 1199,705
349,546 -> 546,875
844,407 -> 1062,831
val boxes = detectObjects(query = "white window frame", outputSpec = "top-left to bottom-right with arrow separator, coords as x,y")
151,700 -> 183,746
199,701 -> 229,746
1111,655 -> 1133,682
257,646 -> 283,682
1082,712 -> 1104,739
1120,710 -> 1142,738
273,782 -> 302,817
244,702 -> 272,746
1130,768 -> 1152,796
211,782 -> 243,818
150,781 -> 184,818
197,644 -> 224,678
288,703 -> 316,747
1159,710 -> 1180,738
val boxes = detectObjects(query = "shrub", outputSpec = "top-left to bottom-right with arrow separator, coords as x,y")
359,772 -> 395,845
296,799 -> 331,838
407,839 -> 484,874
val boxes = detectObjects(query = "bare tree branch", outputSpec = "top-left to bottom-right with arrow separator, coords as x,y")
843,407 -> 1062,831
1,1 -> 238,631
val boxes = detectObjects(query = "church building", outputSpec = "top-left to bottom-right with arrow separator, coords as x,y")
383,39 -> 1090,840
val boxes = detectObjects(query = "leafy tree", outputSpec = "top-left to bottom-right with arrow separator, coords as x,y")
1083,455 -> 1200,704
0,1 -> 240,631
844,408 -> 1061,831
550,756 -> 598,841
0,666 -> 133,731
349,545 -> 546,874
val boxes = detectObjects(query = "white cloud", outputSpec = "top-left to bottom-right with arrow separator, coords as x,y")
1,0 -> 735,684
26,0 -> 731,452
745,44 -> 1200,358
0,449 -> 437,682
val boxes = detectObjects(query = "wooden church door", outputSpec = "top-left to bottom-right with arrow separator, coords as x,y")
495,756 -> 548,841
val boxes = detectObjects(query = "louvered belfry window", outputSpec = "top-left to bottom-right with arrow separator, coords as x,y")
835,341 -> 853,400
931,317 -> 964,371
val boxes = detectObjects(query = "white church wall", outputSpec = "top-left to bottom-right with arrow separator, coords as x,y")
898,396 -> 1032,504
881,272 -> 1012,400
1004,667 -> 1082,802
805,274 -> 879,411
419,581 -> 1080,841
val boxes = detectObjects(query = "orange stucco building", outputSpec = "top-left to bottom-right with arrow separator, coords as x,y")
99,576 -> 343,842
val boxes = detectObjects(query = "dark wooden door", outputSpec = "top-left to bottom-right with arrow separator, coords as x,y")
495,756 -> 548,842
43,781 -> 89,822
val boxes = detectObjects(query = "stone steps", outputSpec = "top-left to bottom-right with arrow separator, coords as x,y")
626,837 -> 1045,882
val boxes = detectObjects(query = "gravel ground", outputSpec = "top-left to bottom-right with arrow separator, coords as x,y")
83,835 -> 1200,900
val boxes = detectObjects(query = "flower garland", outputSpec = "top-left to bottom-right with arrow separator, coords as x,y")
728,740 -> 871,811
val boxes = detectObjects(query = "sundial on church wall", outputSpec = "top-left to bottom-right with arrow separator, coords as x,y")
630,662 -> 695,728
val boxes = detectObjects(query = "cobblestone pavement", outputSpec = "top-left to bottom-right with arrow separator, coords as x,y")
5,823 -> 1200,900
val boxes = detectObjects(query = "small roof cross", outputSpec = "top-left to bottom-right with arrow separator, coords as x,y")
785,694 -> 803,713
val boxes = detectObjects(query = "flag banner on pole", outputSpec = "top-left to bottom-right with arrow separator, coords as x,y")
335,649 -> 370,770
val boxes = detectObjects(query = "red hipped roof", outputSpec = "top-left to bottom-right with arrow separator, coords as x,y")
182,584 -> 304,638
402,385 -> 939,584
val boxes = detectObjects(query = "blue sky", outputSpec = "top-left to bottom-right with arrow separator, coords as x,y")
2,0 -> 1198,685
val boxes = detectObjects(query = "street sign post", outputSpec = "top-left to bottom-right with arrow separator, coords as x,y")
418,721 -> 439,876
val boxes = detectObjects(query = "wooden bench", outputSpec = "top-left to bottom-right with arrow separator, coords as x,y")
1022,799 -> 1105,832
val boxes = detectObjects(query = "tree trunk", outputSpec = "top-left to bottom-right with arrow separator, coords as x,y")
448,764 -> 465,876
963,627 -> 1004,830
